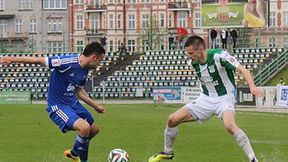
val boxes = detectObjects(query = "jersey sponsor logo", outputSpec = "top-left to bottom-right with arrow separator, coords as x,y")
208,65 -> 216,73
51,59 -> 61,67
199,76 -> 219,86
69,73 -> 74,77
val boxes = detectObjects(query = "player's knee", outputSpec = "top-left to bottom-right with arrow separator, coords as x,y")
79,122 -> 91,136
167,115 -> 180,127
224,123 -> 238,134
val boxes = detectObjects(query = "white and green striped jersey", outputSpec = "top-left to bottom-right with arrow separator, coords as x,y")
190,49 -> 240,97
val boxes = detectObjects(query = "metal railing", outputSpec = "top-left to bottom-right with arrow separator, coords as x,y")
254,49 -> 288,86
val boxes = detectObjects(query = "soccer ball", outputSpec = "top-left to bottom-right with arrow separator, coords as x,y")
108,149 -> 129,162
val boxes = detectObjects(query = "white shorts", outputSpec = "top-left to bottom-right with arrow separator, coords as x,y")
184,93 -> 236,121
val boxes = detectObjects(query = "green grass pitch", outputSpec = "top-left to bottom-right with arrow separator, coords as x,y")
0,104 -> 288,162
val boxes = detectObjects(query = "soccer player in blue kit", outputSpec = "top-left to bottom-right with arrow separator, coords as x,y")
0,42 -> 105,162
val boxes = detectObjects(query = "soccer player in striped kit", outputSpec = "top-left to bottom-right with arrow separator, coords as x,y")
148,36 -> 263,162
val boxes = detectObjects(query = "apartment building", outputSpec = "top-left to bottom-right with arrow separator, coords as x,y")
69,0 -> 202,53
0,0 -> 69,53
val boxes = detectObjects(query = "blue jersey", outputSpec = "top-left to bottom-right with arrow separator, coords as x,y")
45,54 -> 89,106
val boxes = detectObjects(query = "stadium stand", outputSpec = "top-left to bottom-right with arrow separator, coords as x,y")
0,48 -> 285,99
92,48 -> 284,98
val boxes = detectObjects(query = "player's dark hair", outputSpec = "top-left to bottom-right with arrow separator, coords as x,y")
184,35 -> 206,49
83,42 -> 105,56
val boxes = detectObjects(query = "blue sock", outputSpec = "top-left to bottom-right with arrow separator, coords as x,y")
74,135 -> 90,161
72,139 -> 79,156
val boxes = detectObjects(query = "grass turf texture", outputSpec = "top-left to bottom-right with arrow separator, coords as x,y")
0,104 -> 287,162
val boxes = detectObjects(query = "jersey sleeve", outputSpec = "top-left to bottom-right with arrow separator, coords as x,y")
219,51 -> 240,70
79,79 -> 86,87
45,55 -> 80,72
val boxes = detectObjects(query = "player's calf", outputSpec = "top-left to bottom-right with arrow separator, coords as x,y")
234,129 -> 258,161
224,122 -> 239,135
89,123 -> 100,140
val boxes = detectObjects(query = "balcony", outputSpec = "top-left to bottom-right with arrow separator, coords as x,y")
85,4 -> 106,12
168,2 -> 190,11
86,29 -> 106,37
0,14 -> 15,19
0,32 -> 28,41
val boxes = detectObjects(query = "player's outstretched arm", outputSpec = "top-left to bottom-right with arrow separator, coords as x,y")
237,65 -> 264,97
75,87 -> 105,113
0,56 -> 46,66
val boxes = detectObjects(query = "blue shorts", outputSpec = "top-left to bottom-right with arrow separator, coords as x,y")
46,102 -> 94,133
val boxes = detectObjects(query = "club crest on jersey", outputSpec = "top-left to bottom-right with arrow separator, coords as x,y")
208,65 -> 215,73
51,59 -> 61,67
67,83 -> 75,92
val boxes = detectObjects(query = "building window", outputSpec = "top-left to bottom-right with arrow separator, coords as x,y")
142,14 -> 149,29
30,19 -> 37,33
179,12 -> 187,27
90,15 -> 98,32
75,0 -> 83,4
15,19 -> 22,33
127,0 -> 136,3
76,15 -> 83,30
270,12 -> 276,27
283,12 -> 288,27
168,13 -> 173,28
117,14 -> 121,29
0,19 -> 7,37
128,39 -> 135,52
109,40 -> 113,52
142,40 -> 149,51
43,0 -> 67,9
76,41 -> 84,52
0,0 -> 4,10
48,19 -> 62,32
269,37 -> 275,47
19,0 -> 33,9
109,14 -> 114,29
109,0 -> 114,3
128,14 -> 135,29
195,10 -> 201,28
48,41 -> 63,53
160,13 -> 165,28
90,0 -> 100,5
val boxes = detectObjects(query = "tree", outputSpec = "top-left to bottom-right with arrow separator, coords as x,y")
140,14 -> 167,51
